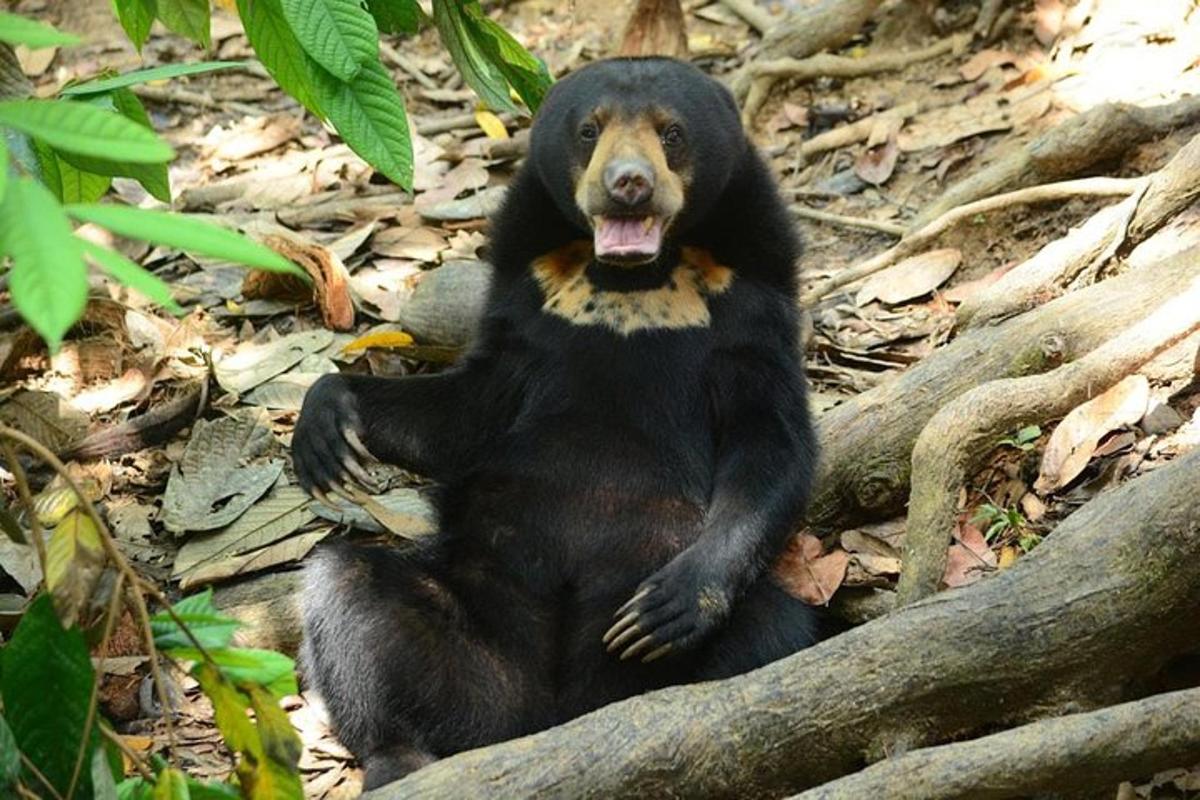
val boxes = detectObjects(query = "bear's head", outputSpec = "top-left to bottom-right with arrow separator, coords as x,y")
528,57 -> 746,266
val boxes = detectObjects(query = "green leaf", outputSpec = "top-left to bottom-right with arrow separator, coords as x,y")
0,713 -> 19,788
0,99 -> 174,163
154,0 -> 210,48
367,0 -> 422,35
0,10 -> 82,48
432,0 -> 514,113
235,0 -> 322,117
154,767 -> 190,800
55,154 -> 113,203
63,204 -> 307,278
246,686 -> 304,798
171,647 -> 298,699
458,2 -> 551,112
0,595 -> 98,797
150,588 -> 240,651
185,779 -> 241,800
92,746 -> 120,800
308,57 -> 413,187
0,135 -> 8,203
280,0 -> 378,82
117,777 -> 154,800
81,239 -> 183,314
111,0 -> 157,52
0,178 -> 88,351
56,89 -> 171,202
62,61 -> 247,96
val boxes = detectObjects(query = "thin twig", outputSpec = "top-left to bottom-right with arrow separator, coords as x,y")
0,425 -> 178,757
18,752 -> 64,800
380,40 -> 438,90
66,573 -> 125,800
3,443 -> 44,567
801,176 -> 1146,305
99,722 -> 155,782
791,205 -> 905,236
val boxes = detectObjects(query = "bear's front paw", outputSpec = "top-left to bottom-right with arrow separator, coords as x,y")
603,552 -> 732,663
292,374 -> 379,504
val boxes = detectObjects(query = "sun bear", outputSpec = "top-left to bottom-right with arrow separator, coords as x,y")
293,56 -> 827,789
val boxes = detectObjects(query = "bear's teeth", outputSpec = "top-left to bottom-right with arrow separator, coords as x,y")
642,216 -> 656,233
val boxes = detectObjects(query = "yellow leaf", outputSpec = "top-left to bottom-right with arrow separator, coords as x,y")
474,109 -> 510,140
46,507 -> 106,626
341,330 -> 415,354
998,545 -> 1020,569
33,485 -> 79,526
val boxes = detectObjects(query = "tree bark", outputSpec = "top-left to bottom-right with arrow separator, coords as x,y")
791,687 -> 1200,800
808,246 -> 1199,531
896,270 -> 1200,604
371,449 -> 1200,799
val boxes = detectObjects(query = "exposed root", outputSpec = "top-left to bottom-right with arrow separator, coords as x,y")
800,176 -> 1142,306
793,687 -> 1200,800
790,206 -> 904,236
895,270 -> 1200,605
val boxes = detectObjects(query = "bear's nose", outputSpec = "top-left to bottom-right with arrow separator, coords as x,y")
603,158 -> 655,207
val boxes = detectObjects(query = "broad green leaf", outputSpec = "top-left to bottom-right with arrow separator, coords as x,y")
236,0 -> 322,116
64,204 -> 306,278
0,178 -> 88,351
154,768 -> 190,800
0,135 -> 7,202
0,595 -> 98,797
56,155 -> 113,203
194,662 -> 256,752
465,6 -> 552,112
92,746 -> 120,800
111,0 -> 157,52
154,0 -> 210,48
432,0 -> 513,113
81,239 -> 184,314
309,57 -> 413,187
0,10 -> 81,48
280,0 -> 378,82
0,99 -> 174,163
367,0 -> 421,35
0,713 -> 18,788
117,777 -> 154,800
170,647 -> 298,699
151,588 -> 241,651
58,89 -> 171,202
62,61 -> 246,95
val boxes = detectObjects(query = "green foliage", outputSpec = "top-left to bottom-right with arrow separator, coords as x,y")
112,0 -> 157,52
0,595 -> 99,797
0,177 -> 88,351
150,588 -> 240,650
0,99 -> 175,163
367,0 -> 423,35
154,0 -> 211,49
0,713 -> 19,790
64,203 -> 307,278
0,135 -> 7,202
973,503 -> 1029,543
998,424 -> 1042,451
235,0 -> 324,116
0,9 -> 81,47
62,61 -> 245,96
281,0 -> 379,81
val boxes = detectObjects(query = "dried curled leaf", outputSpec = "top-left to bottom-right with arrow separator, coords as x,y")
1035,375 -> 1150,494
857,248 -> 963,306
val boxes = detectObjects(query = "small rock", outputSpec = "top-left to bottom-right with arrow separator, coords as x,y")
1141,400 -> 1185,435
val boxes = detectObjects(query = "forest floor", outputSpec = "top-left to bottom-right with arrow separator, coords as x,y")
2,0 -> 1200,797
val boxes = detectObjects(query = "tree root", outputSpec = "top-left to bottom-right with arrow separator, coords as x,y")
372,449 -> 1200,799
958,130 -> 1200,328
790,205 -> 904,236
800,176 -> 1142,306
808,246 -> 1198,531
792,687 -> 1200,800
909,94 -> 1200,228
730,0 -> 884,103
895,270 -> 1200,605
717,0 -> 775,34
741,34 -> 967,127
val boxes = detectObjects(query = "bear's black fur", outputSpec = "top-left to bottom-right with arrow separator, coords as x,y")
293,57 -> 826,789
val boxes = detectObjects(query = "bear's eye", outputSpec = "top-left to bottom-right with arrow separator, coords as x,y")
660,124 -> 684,148
579,122 -> 600,143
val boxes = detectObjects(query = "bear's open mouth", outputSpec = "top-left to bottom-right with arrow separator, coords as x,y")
593,215 -> 665,262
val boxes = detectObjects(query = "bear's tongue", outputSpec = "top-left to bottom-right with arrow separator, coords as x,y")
595,216 -> 662,259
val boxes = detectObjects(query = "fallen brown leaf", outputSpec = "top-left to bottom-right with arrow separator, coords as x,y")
248,234 -> 355,331
1035,375 -> 1151,494
942,522 -> 997,588
773,533 -> 849,605
857,248 -> 963,306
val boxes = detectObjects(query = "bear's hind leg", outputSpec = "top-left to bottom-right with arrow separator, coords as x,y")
301,541 -> 554,787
